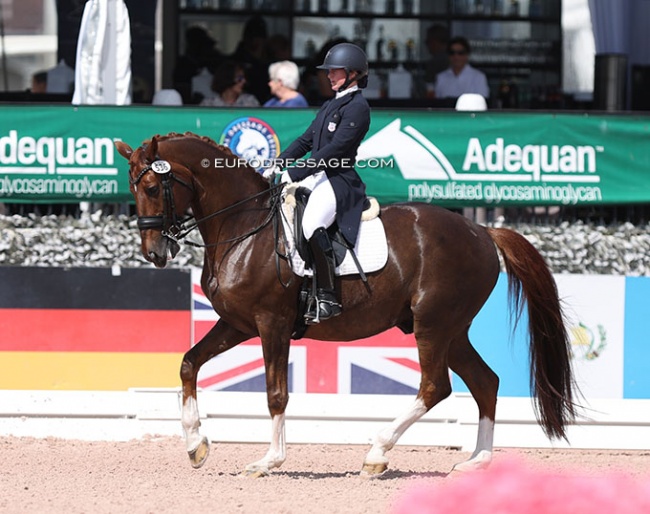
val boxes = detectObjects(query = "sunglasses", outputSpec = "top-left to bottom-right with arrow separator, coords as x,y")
448,49 -> 468,56
235,74 -> 246,82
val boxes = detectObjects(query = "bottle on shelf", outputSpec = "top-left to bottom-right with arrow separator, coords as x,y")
405,38 -> 415,62
387,39 -> 398,61
388,63 -> 413,99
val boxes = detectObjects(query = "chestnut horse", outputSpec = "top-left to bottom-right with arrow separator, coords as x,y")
115,132 -> 576,477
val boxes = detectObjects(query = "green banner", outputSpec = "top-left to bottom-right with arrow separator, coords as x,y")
0,105 -> 649,206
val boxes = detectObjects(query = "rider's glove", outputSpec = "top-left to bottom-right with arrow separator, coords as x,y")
262,165 -> 282,181
280,171 -> 292,184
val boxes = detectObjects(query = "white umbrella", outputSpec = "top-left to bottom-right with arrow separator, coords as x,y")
72,0 -> 132,105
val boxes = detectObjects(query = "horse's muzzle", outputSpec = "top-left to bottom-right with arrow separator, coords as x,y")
143,235 -> 180,268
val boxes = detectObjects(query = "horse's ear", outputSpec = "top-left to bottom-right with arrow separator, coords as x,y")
145,136 -> 159,161
114,141 -> 133,161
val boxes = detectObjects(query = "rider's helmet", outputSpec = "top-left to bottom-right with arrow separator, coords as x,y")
317,43 -> 368,89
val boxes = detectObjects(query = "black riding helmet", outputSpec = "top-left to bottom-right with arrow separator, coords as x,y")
317,43 -> 369,89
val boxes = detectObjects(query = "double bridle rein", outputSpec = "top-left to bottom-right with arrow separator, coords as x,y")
130,158 -> 287,256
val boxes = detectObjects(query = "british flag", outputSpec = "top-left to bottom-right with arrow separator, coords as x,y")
192,269 -> 421,394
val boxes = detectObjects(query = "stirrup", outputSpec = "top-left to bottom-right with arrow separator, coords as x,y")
304,295 -> 341,325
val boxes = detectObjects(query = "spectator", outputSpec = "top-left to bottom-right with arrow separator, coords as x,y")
267,34 -> 292,62
31,71 -> 48,93
424,24 -> 450,86
434,36 -> 489,101
200,60 -> 260,107
263,61 -> 308,108
231,15 -> 271,104
173,26 -> 223,104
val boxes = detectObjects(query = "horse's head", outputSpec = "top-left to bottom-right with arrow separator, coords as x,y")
115,135 -> 195,268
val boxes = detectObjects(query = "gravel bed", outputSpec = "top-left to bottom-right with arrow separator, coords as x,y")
1,213 -> 649,275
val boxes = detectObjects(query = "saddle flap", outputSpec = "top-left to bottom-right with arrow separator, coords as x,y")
281,188 -> 388,278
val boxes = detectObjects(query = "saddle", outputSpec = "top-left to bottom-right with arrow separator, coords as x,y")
283,184 -> 382,275
282,184 -> 385,339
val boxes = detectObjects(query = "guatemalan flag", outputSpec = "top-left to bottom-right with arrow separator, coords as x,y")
192,269 -> 421,395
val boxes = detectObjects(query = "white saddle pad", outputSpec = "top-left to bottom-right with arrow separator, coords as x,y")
280,200 -> 388,278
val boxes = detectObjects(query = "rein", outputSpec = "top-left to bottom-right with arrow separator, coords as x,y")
169,185 -> 283,247
131,157 -> 292,286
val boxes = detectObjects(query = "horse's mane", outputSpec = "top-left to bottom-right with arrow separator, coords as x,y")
146,131 -> 264,180
146,131 -> 239,159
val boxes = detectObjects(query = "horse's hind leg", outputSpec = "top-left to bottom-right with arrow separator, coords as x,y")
362,329 -> 452,476
180,319 -> 251,469
448,328 -> 499,472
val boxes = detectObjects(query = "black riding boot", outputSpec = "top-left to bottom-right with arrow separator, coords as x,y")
305,227 -> 342,324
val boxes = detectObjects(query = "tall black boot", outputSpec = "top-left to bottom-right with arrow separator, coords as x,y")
304,227 -> 341,324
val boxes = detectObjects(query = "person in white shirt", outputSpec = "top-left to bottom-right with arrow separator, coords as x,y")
434,36 -> 489,102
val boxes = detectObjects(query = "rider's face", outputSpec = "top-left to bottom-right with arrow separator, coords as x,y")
327,68 -> 348,92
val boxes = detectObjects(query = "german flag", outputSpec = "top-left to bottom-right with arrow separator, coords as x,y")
0,267 -> 191,390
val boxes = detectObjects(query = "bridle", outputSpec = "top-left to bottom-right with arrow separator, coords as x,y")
129,159 -> 194,238
130,156 -> 291,284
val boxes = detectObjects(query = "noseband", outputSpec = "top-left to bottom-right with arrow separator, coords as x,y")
130,159 -> 193,237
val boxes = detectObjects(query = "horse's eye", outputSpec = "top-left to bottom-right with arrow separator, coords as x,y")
145,185 -> 160,197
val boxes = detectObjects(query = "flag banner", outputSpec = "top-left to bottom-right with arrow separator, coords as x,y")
0,267 -> 191,390
193,269 -> 421,395
2,266 -> 649,399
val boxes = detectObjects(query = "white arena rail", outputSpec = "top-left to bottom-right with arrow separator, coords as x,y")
0,389 -> 649,451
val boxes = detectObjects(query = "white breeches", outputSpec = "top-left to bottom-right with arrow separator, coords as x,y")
300,171 -> 337,240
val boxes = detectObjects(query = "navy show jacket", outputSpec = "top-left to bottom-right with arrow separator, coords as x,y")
279,90 -> 371,246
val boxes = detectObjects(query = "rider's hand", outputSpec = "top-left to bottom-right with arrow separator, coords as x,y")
280,171 -> 292,184
262,165 -> 282,181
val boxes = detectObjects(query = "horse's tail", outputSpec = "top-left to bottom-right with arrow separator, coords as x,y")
486,227 -> 577,440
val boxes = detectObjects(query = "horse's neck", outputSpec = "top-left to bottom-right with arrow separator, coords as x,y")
185,144 -> 268,243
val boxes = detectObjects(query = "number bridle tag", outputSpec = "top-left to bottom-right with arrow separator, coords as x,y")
151,160 -> 172,174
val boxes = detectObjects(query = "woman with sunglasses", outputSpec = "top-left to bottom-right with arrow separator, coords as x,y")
200,60 -> 260,107
433,36 -> 489,101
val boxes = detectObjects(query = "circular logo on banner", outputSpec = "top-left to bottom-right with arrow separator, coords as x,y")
219,117 -> 280,171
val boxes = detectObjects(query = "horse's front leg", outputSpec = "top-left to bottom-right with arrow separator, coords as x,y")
242,324 -> 291,477
180,319 -> 251,469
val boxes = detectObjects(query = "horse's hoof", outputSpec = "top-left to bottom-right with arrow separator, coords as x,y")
188,436 -> 210,469
451,450 -> 492,473
360,462 -> 388,476
240,468 -> 269,478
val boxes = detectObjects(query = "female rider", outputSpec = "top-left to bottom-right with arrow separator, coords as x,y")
263,43 -> 371,324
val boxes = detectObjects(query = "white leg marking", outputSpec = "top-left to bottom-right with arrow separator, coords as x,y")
453,416 -> 494,472
364,397 -> 428,466
245,413 -> 286,474
181,396 -> 206,452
